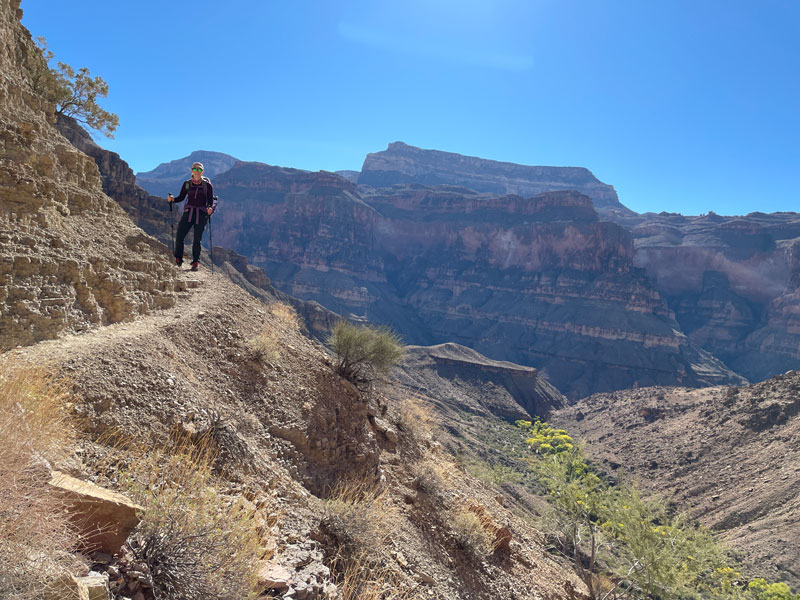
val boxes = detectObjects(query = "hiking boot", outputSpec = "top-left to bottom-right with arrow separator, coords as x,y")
175,257 -> 183,267
190,261 -> 199,271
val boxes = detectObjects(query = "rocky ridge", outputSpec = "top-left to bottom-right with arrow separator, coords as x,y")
359,141 -> 635,219
134,149 -> 240,198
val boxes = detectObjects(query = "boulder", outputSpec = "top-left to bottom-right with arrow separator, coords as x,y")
48,471 -> 142,555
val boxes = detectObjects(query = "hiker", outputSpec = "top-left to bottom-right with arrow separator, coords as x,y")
168,161 -> 217,271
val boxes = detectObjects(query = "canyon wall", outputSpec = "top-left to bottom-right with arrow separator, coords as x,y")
209,165 -> 743,399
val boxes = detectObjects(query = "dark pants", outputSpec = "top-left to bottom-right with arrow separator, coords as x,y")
174,210 -> 208,263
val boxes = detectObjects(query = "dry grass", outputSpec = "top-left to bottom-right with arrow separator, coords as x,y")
0,358 -> 85,600
97,432 -> 272,600
332,553 -> 425,600
247,302 -> 299,362
248,329 -> 282,362
411,453 -> 453,498
321,476 -> 399,561
269,301 -> 300,330
450,508 -> 493,558
394,395 -> 437,442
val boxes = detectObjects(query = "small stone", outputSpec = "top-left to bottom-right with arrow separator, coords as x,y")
91,552 -> 113,564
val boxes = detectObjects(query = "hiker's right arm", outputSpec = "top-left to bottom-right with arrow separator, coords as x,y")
171,182 -> 188,204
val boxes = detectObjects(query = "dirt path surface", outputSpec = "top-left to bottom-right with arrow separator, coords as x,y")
6,267 -> 586,600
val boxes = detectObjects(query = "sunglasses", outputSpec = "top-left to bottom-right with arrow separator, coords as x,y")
191,167 -> 203,172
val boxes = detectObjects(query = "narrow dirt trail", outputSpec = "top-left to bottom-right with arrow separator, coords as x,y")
11,268 -> 222,366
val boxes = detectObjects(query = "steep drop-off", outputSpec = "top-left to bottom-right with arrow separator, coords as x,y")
209,162 -> 743,399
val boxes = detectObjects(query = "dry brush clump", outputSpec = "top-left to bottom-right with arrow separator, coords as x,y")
97,432 -> 271,600
321,476 -> 399,561
332,554 -> 424,600
0,359 -> 85,600
321,476 -> 423,600
248,301 -> 302,362
393,395 -> 437,443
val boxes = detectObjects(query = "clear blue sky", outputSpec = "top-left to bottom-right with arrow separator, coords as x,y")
21,1 -> 799,215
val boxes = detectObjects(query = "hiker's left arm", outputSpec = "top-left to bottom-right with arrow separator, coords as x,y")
208,183 -> 217,215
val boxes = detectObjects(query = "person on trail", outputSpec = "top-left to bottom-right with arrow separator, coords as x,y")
168,161 -> 217,271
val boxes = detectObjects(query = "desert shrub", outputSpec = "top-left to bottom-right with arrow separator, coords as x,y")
269,301 -> 300,330
451,509 -> 493,557
0,360 -> 85,600
532,443 -> 606,596
248,329 -> 281,362
321,476 -> 398,560
331,554 -> 423,600
747,579 -> 799,600
394,395 -> 436,442
601,485 -> 725,600
517,418 -> 574,454
328,321 -> 404,385
412,454 -> 450,497
111,434 -> 268,600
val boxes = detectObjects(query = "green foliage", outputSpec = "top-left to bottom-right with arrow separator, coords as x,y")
328,320 -> 405,385
516,417 -> 574,454
602,485 -> 725,599
31,37 -> 119,137
519,420 -> 799,600
747,579 -> 800,600
532,444 -> 605,597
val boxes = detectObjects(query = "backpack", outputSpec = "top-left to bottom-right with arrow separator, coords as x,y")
183,176 -> 213,204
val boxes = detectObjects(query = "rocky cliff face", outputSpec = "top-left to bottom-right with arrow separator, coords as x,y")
0,1 -> 178,348
632,211 -> 800,380
55,114 -> 173,246
209,165 -> 743,399
358,141 -> 635,219
135,150 -> 240,198
395,343 -> 566,421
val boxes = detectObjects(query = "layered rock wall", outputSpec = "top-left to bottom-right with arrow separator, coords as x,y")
0,1 -> 177,347
359,141 -> 634,218
632,212 -> 800,380
210,166 -> 743,399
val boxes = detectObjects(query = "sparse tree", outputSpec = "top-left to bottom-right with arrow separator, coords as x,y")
328,321 -> 405,386
30,36 -> 119,138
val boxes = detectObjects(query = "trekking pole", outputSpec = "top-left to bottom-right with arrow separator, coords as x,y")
208,196 -> 216,275
168,194 -> 175,255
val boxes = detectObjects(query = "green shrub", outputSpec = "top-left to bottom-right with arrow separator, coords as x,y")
748,579 -> 799,600
328,321 -> 405,385
521,421 -> 799,600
